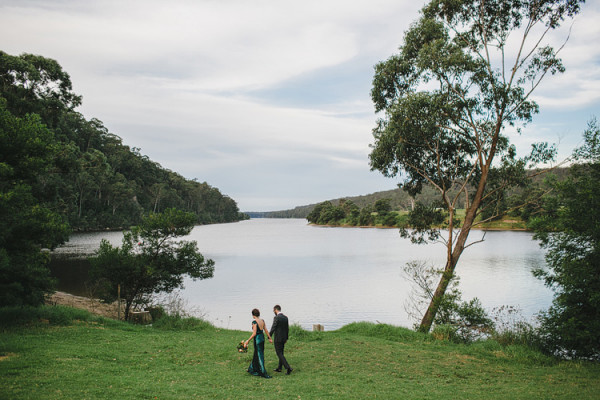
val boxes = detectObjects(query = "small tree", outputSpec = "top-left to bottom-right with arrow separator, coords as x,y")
369,0 -> 584,332
90,208 -> 214,320
403,261 -> 493,342
532,119 -> 600,359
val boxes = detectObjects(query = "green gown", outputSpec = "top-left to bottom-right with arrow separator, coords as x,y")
247,320 -> 271,378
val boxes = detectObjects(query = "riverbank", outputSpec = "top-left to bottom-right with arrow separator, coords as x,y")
1,305 -> 599,399
47,291 -> 122,320
309,214 -> 529,231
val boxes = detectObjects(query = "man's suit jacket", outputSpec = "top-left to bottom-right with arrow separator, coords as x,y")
270,313 -> 289,343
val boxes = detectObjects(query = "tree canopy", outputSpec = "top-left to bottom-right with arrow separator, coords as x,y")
369,0 -> 584,332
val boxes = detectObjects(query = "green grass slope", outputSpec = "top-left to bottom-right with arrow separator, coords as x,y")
1,307 -> 598,399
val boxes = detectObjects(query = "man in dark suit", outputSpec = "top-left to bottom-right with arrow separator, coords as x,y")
270,304 -> 292,374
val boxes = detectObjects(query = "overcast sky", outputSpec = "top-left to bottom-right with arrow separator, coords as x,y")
1,0 -> 599,212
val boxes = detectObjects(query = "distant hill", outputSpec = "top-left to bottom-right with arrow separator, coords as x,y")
251,185 -> 441,219
253,167 -> 570,219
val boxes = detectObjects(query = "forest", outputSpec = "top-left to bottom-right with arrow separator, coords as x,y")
0,51 -> 246,232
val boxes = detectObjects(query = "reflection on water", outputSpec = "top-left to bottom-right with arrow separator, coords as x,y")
50,219 -> 553,331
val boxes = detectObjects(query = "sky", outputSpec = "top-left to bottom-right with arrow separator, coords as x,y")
1,0 -> 599,212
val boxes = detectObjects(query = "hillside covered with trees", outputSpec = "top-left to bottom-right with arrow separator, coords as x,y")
0,51 -> 245,231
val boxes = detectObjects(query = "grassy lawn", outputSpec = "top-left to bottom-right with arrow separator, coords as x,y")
1,307 -> 598,399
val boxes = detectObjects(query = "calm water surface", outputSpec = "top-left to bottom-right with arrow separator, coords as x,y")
51,218 -> 553,331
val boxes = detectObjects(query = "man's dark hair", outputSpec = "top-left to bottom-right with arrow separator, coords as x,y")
273,305 -> 281,311
252,308 -> 260,317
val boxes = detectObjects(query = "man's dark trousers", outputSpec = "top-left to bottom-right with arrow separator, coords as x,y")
271,312 -> 291,371
274,341 -> 290,371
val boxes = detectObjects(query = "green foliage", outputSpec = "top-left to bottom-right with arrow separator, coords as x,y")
0,51 -> 81,127
306,198 -> 404,227
89,208 -> 215,320
288,323 -> 323,341
437,297 -> 494,343
532,119 -> 600,359
337,321 -> 430,343
0,101 -> 70,307
489,306 -> 543,350
402,260 -> 494,342
151,314 -> 215,331
400,202 -> 447,243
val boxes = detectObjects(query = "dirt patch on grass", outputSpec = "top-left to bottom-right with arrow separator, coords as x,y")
47,291 -> 123,320
0,352 -> 17,362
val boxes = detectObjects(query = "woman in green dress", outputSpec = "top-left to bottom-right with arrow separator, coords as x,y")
244,308 -> 272,378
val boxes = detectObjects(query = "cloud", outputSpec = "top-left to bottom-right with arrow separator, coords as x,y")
1,0 -> 598,211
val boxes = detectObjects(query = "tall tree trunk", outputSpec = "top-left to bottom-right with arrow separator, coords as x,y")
418,125 -> 501,332
78,187 -> 84,218
418,209 -> 476,332
153,186 -> 161,213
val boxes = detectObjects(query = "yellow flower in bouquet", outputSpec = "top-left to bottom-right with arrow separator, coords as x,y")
237,341 -> 248,353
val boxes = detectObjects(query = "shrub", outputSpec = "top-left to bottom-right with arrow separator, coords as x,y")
152,314 -> 214,331
431,324 -> 460,342
289,323 -> 322,340
338,322 -> 430,343
489,306 -> 543,350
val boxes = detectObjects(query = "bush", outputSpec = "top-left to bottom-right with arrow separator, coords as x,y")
431,324 -> 460,342
338,322 -> 430,343
146,305 -> 166,322
489,306 -> 544,351
289,323 -> 322,340
151,314 -> 215,331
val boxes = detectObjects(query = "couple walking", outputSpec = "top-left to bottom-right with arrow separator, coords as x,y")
243,305 -> 292,378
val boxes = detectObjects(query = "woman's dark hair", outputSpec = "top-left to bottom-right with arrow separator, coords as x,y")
252,308 -> 260,317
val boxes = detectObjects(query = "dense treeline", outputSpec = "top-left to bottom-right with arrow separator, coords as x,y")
270,168 -> 569,227
0,51 -> 245,307
307,198 -> 406,227
1,51 -> 245,231
261,186 -> 445,219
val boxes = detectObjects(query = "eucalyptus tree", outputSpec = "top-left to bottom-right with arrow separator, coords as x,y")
369,0 -> 584,332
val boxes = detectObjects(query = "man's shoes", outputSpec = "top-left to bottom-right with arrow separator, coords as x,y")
273,369 -> 282,372
286,368 -> 293,375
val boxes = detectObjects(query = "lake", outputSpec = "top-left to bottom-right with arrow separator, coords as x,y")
49,218 -> 553,331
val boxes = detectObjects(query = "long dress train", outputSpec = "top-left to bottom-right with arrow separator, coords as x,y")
247,320 -> 271,378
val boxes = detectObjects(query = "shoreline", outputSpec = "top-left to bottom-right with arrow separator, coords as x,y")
308,223 -> 529,231
47,291 -> 122,320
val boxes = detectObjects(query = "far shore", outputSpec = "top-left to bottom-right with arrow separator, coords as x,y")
308,222 -> 529,231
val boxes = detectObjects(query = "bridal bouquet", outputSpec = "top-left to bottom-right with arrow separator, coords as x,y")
237,341 -> 248,353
